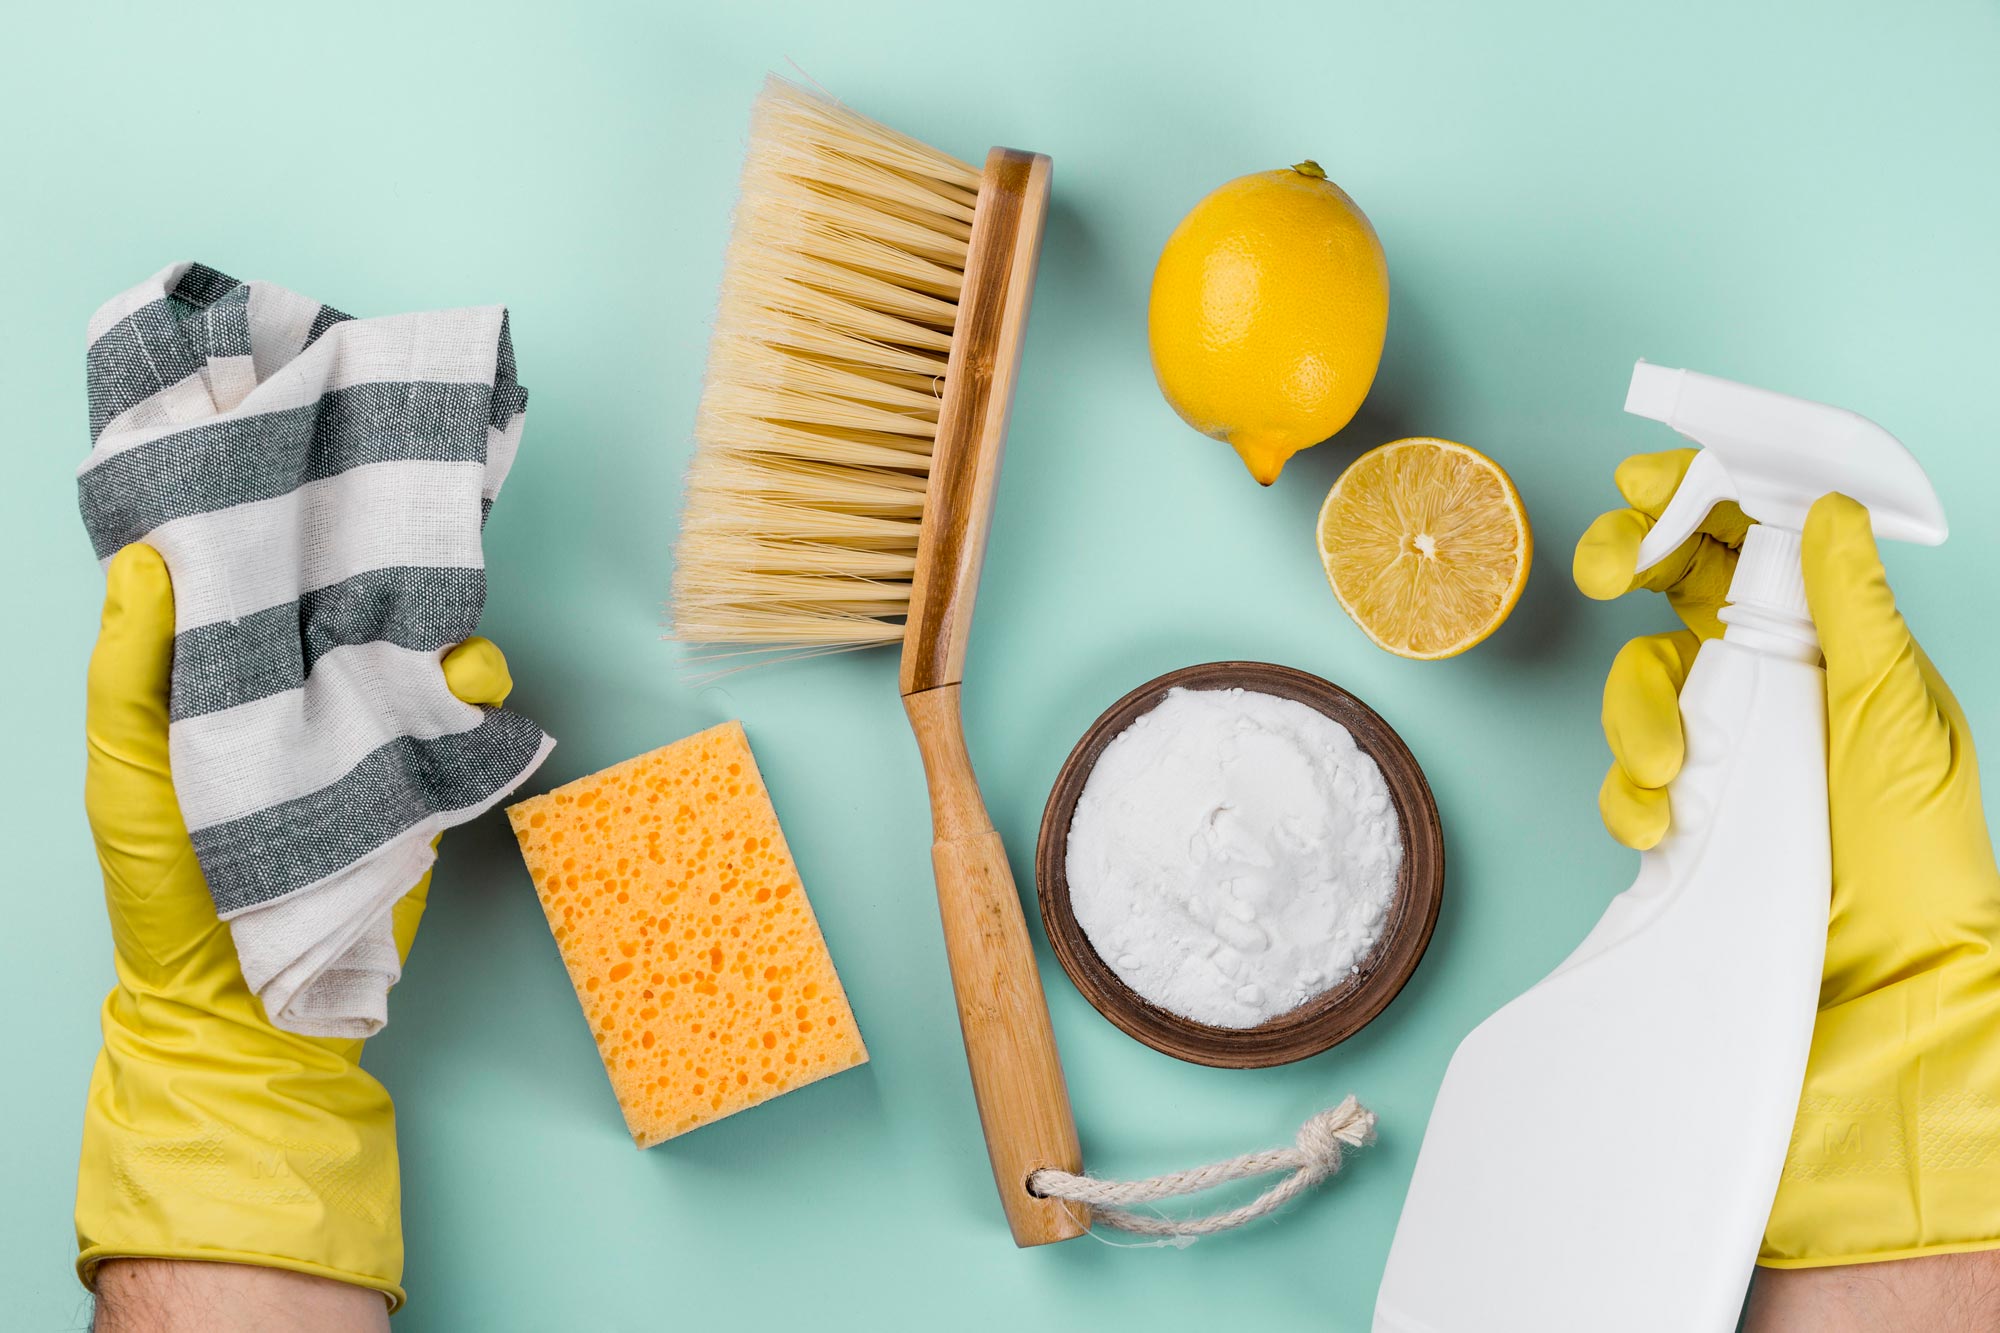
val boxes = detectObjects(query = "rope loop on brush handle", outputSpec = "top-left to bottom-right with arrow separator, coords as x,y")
1027,1096 -> 1376,1239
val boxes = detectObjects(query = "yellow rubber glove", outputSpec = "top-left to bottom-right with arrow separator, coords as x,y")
76,544 -> 515,1308
1577,450 -> 2000,1268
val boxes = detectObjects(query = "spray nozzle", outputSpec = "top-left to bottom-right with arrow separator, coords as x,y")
1624,361 -> 1946,653
1628,362 -> 1946,570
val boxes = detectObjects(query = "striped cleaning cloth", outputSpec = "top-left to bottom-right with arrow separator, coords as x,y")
78,262 -> 554,1037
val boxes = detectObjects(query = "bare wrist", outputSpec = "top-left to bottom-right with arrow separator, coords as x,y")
1747,1250 -> 2000,1331
92,1258 -> 390,1333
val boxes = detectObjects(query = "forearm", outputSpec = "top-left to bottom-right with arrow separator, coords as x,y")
1745,1251 -> 2000,1332
92,1259 -> 390,1333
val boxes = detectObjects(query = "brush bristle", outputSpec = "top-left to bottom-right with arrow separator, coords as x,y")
671,77 -> 984,659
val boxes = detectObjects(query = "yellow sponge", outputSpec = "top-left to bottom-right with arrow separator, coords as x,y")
508,721 -> 866,1146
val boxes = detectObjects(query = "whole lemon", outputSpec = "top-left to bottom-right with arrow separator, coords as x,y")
1148,161 -> 1389,485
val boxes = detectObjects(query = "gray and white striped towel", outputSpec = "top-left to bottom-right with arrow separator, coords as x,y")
79,262 -> 554,1037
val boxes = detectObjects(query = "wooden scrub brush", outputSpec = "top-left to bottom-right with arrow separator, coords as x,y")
670,77 -> 1082,1247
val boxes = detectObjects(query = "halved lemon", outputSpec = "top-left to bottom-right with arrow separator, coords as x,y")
1317,438 -> 1532,659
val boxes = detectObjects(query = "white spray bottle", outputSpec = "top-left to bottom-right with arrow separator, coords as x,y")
1373,363 -> 1948,1333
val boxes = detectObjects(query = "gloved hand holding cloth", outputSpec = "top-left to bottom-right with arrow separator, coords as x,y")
74,263 -> 551,1306
1577,448 -> 2000,1268
77,262 -> 552,1038
78,547 -> 516,1306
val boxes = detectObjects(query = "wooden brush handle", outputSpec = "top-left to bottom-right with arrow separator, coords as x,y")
905,684 -> 1087,1247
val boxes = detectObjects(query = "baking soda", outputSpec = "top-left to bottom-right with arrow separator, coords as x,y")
1065,686 -> 1403,1028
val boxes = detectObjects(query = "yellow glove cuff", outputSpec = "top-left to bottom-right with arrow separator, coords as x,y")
76,979 -> 406,1310
1760,951 -> 2000,1269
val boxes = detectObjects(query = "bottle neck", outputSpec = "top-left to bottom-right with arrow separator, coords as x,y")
1719,524 -> 1821,663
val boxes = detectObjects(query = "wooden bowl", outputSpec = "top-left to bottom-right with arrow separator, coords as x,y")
1035,661 -> 1444,1069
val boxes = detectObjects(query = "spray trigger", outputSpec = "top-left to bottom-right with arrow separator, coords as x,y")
1623,360 -> 1946,580
1634,449 -> 1735,575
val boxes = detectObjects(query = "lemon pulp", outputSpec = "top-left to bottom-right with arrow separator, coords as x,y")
1317,438 -> 1532,658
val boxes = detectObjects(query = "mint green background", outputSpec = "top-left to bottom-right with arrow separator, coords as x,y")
6,2 -> 1999,1328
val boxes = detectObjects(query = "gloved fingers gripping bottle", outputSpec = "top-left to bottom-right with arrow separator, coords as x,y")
1600,470 -> 2000,1269
1373,364 -> 1948,1333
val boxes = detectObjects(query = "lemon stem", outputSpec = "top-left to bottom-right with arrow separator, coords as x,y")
1291,160 -> 1326,180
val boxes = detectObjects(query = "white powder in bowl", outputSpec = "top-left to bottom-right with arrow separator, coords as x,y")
1064,686 -> 1403,1029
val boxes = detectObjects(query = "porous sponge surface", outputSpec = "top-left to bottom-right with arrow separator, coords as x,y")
508,721 -> 866,1146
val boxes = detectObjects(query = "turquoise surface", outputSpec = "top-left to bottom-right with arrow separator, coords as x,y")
7,2 -> 1999,1328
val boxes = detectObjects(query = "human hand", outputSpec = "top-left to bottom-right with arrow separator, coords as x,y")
76,543 -> 513,1309
1576,450 -> 2000,1267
